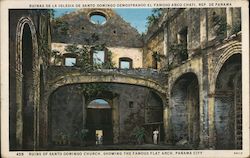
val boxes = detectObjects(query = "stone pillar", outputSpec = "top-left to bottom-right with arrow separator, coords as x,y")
16,73 -> 23,149
163,26 -> 168,56
200,9 -> 208,49
208,94 -> 216,149
198,80 -> 207,149
40,90 -> 50,149
112,96 -> 120,144
163,106 -> 172,144
33,64 -> 40,150
163,24 -> 170,69
199,9 -> 210,149
226,8 -> 233,37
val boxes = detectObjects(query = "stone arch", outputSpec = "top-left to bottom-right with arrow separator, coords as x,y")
211,42 -> 241,92
170,72 -> 200,147
47,83 -> 121,147
144,90 -> 165,144
41,78 -> 166,147
15,16 -> 40,149
214,53 -> 242,149
46,73 -> 167,97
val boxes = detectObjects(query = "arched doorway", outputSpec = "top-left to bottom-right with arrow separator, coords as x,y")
86,99 -> 113,145
170,73 -> 200,147
214,53 -> 242,149
144,91 -> 164,144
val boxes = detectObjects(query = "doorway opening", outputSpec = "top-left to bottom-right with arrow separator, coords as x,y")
86,99 -> 113,145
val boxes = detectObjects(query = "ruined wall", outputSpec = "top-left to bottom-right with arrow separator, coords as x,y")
50,86 -> 83,145
49,83 -> 164,146
214,54 -> 241,149
143,32 -> 164,69
51,9 -> 143,69
51,43 -> 143,68
207,8 -> 227,41
108,47 -> 143,68
51,9 -> 143,48
9,9 -> 51,150
143,7 -> 242,148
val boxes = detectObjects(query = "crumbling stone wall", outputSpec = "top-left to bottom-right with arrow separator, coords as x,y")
51,9 -> 143,48
9,9 -> 51,150
214,54 -> 241,149
143,32 -> 164,69
170,73 -> 200,147
51,9 -> 144,68
48,83 -> 164,146
49,86 -> 83,145
51,43 -> 143,68
145,7 -> 242,149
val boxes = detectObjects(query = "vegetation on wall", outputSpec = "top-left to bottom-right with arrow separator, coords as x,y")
62,34 -> 115,71
152,51 -> 166,62
77,83 -> 107,97
211,12 -> 228,40
146,9 -> 163,27
52,19 -> 69,35
212,12 -> 241,39
71,128 -> 89,146
231,22 -> 241,35
169,43 -> 188,62
52,33 -> 115,102
48,9 -> 55,19
130,126 -> 146,145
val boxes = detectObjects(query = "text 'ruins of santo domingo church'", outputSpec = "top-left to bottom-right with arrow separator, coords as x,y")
9,8 -> 242,150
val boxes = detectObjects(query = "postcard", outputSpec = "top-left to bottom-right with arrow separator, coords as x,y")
1,0 -> 249,157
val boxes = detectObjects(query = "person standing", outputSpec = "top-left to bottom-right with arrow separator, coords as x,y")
153,129 -> 159,144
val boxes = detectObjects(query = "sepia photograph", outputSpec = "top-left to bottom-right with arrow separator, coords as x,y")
1,0 -> 249,157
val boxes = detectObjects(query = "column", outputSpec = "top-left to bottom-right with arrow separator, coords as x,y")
112,96 -> 120,144
226,8 -> 233,37
208,94 -> 216,149
200,9 -> 208,49
82,95 -> 87,129
163,106 -> 171,144
163,26 -> 168,56
16,73 -> 23,149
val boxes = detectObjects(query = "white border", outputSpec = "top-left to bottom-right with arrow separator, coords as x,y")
1,0 -> 249,158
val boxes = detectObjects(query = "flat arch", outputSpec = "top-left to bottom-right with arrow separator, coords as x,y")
46,73 -> 167,97
170,72 -> 200,147
41,79 -> 166,147
15,16 -> 40,150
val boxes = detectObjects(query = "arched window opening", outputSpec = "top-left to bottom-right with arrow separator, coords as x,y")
63,53 -> 77,66
93,50 -> 105,65
89,12 -> 107,25
119,57 -> 133,69
177,26 -> 188,61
